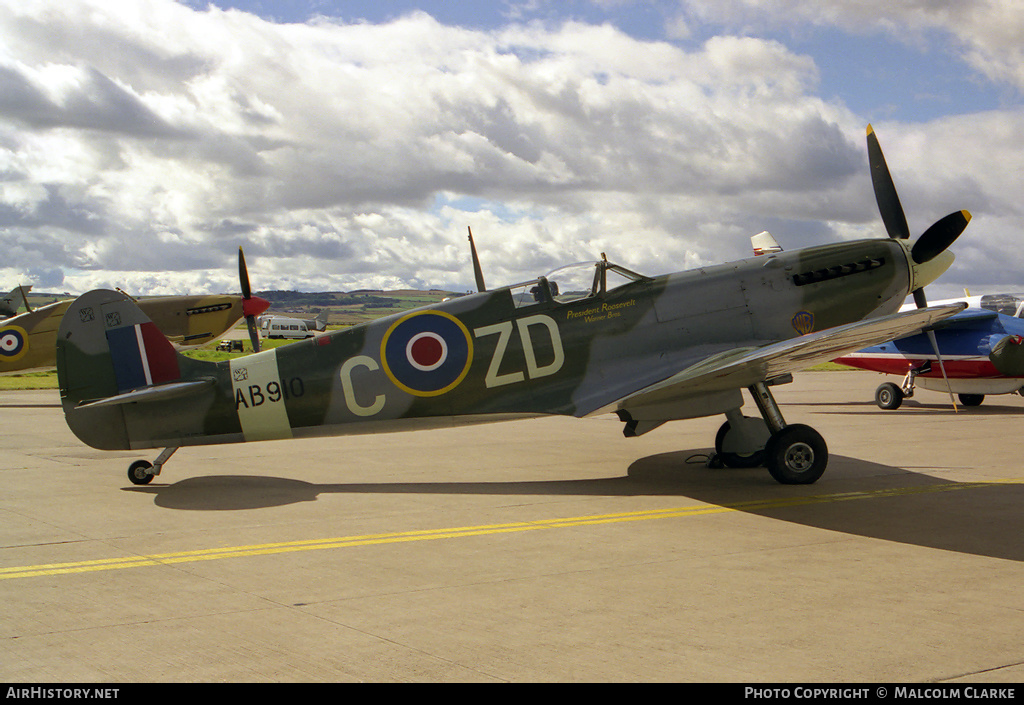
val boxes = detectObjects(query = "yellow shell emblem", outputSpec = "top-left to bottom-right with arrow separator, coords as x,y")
791,311 -> 814,335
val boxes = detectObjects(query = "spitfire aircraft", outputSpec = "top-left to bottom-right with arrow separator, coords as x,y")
1,252 -> 269,374
56,126 -> 970,486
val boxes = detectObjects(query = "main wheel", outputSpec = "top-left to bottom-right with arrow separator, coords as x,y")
875,382 -> 903,410
958,393 -> 984,407
128,459 -> 155,485
764,424 -> 828,485
714,418 -> 768,468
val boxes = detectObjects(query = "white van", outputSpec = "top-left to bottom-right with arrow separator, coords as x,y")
260,316 -> 316,339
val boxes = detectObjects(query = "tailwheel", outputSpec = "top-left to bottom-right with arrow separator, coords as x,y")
126,447 -> 177,485
128,460 -> 155,485
764,424 -> 828,485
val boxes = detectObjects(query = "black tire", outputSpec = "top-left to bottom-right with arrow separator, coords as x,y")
128,460 -> 155,485
958,393 -> 984,407
875,382 -> 903,410
714,419 -> 766,468
765,424 -> 828,485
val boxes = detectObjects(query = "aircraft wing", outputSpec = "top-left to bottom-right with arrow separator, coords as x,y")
922,307 -> 997,329
586,302 -> 966,417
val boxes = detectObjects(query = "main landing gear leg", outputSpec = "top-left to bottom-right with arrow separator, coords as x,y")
748,382 -> 828,484
127,447 -> 179,486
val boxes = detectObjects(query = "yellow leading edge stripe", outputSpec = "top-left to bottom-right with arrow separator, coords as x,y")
0,481 -> 1013,581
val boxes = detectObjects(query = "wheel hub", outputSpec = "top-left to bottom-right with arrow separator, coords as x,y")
783,442 -> 815,472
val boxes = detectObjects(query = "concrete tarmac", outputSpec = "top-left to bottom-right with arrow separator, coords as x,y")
1,371 -> 1022,683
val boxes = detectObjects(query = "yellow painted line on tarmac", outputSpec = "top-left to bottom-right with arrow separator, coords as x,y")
0,480 -> 1015,581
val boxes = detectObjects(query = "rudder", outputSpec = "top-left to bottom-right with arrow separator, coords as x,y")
57,289 -> 183,450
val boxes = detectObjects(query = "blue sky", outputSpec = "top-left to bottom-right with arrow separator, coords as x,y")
2,1 -> 1023,295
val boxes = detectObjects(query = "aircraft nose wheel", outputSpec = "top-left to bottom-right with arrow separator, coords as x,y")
764,424 -> 828,484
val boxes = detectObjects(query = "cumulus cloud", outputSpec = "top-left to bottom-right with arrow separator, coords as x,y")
676,0 -> 1024,93
0,0 -> 1021,297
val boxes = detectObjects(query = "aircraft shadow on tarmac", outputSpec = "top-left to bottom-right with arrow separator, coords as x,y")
127,451 -> 1023,563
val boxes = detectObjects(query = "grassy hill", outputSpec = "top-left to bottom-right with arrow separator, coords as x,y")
257,289 -> 458,325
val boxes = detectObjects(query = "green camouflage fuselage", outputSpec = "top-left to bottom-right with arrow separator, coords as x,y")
58,239 -> 911,451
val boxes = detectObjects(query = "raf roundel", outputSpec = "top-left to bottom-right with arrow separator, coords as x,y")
0,325 -> 28,362
381,311 -> 473,396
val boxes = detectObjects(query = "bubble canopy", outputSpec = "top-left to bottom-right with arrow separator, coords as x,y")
507,259 -> 651,308
979,293 -> 1024,318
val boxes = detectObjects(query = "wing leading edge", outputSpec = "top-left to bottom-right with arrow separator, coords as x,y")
588,302 -> 967,418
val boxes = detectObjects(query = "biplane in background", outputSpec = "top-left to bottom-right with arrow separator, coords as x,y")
1,251 -> 269,374
55,126 -> 969,486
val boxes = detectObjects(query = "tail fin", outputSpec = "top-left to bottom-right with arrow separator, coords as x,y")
1,285 -> 32,318
313,309 -> 328,331
57,290 -> 212,450
58,290 -> 181,400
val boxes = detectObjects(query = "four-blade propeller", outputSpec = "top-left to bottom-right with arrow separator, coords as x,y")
867,124 -> 971,410
867,124 -> 971,267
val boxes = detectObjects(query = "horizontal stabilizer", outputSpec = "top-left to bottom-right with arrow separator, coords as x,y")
77,378 -> 215,409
